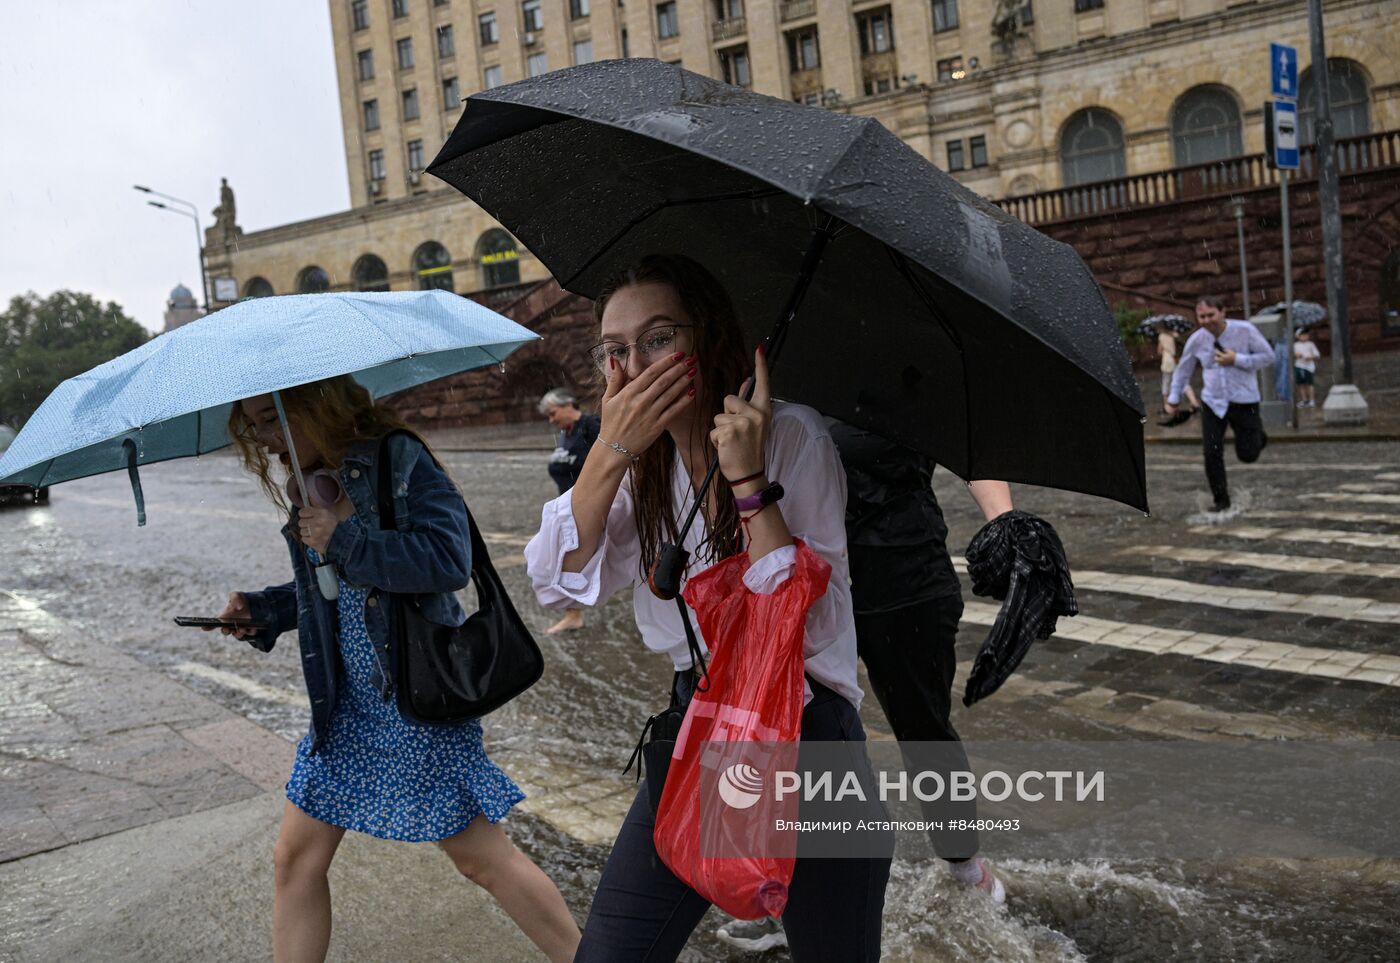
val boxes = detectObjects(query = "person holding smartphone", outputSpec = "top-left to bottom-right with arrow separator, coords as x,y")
211,375 -> 579,963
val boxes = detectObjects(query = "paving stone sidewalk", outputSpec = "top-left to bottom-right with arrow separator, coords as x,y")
0,591 -> 543,962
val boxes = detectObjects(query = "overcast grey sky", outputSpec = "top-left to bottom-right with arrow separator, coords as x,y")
0,1 -> 351,333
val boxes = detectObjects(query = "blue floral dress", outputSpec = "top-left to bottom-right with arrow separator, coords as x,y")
285,549 -> 525,842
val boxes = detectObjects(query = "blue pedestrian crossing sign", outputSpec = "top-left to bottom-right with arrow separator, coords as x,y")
1270,100 -> 1300,170
1271,42 -> 1298,100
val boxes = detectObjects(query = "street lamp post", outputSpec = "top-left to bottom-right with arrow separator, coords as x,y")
133,185 -> 210,311
1229,196 -> 1251,318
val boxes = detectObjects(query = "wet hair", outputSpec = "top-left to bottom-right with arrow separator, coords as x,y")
1195,295 -> 1227,311
592,254 -> 749,575
538,387 -> 579,414
227,375 -> 408,521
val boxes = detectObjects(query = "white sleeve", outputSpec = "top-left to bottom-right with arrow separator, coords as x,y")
525,482 -> 641,609
742,410 -> 850,659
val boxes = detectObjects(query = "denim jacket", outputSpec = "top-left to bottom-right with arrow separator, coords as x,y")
241,432 -> 472,752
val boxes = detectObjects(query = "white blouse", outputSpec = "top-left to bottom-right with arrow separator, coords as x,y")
524,401 -> 862,708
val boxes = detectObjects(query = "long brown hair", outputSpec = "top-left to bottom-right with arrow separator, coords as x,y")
227,375 -> 408,523
593,255 -> 750,575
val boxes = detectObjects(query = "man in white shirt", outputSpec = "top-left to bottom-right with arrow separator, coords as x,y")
1164,296 -> 1274,512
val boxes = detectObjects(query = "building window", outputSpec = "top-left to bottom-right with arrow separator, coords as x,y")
574,39 -> 594,64
402,87 -> 420,120
478,230 -> 521,288
368,148 -> 386,180
863,74 -> 893,95
357,49 -> 375,81
1300,58 -> 1371,146
787,28 -> 819,71
484,64 -> 503,88
408,139 -> 425,170
621,26 -> 629,57
801,92 -> 820,106
363,98 -> 380,130
523,0 -> 543,31
571,0 -> 591,18
244,277 -> 275,298
443,75 -> 461,107
351,0 -> 370,31
435,0 -> 450,6
297,266 -> 332,294
716,0 -> 743,18
393,0 -> 409,17
856,8 -> 893,55
932,0 -> 958,32
414,241 -> 455,292
1022,0 -> 1034,23
1171,85 -> 1243,166
528,52 -> 548,76
352,255 -> 390,292
1074,0 -> 1103,11
936,56 -> 963,82
719,45 -> 750,88
1060,107 -> 1125,186
479,11 -> 499,44
437,24 -> 455,58
946,140 -> 965,171
656,1 -> 679,38
397,37 -> 414,69
970,134 -> 988,167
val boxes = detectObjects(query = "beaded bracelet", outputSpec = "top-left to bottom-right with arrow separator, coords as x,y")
599,438 -> 640,463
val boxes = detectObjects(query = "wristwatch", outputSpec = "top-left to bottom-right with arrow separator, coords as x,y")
734,482 -> 784,513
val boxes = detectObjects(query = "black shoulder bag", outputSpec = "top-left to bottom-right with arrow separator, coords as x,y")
376,431 -> 544,724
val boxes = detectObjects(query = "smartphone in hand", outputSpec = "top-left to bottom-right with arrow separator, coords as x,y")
173,616 -> 269,630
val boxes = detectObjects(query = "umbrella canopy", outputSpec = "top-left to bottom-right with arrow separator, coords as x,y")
0,290 -> 538,492
1139,314 -> 1192,338
1259,300 -> 1327,329
428,60 -> 1146,510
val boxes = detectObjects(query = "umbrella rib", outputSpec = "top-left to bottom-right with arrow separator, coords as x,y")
559,187 -> 786,290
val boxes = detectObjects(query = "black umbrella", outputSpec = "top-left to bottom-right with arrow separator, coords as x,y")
429,60 -> 1146,524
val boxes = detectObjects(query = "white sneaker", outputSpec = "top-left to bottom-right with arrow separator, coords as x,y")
949,856 -> 1006,904
716,915 -> 788,952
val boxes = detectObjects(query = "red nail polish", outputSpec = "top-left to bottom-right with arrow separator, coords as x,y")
687,386 -> 696,397
757,343 -> 766,357
687,368 -> 697,378
609,357 -> 616,371
673,351 -> 685,361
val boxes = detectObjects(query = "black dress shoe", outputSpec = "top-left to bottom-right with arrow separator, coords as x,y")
1209,498 -> 1232,513
1157,409 -> 1195,427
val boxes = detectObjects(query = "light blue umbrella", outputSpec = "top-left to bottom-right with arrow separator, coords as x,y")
0,290 -> 539,525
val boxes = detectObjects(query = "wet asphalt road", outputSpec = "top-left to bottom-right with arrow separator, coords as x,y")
5,438 -> 1400,961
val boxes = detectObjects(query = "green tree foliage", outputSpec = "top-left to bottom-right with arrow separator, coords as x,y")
1113,302 -> 1152,348
0,291 -> 150,428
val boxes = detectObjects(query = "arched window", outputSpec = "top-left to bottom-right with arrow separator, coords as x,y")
413,242 -> 454,292
296,266 -> 331,293
353,254 -> 390,292
1060,109 -> 1126,187
478,229 -> 520,288
1300,58 -> 1371,145
243,277 -> 274,298
1171,85 -> 1243,166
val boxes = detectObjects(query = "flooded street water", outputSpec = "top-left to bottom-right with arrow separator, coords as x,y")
5,442 -> 1399,961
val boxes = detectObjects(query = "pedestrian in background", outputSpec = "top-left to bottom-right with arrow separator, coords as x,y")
1157,323 -> 1200,417
214,376 -> 579,963
539,387 -> 600,633
1294,328 -> 1321,409
1164,296 -> 1274,513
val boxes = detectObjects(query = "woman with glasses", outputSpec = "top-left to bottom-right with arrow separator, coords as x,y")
211,376 -> 580,963
524,255 -> 890,961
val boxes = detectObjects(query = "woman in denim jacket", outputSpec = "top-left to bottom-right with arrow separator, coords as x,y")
214,375 -> 578,963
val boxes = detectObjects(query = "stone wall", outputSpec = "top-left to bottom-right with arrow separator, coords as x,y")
1039,164 -> 1400,353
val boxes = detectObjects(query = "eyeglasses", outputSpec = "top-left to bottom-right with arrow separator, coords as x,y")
588,324 -> 693,371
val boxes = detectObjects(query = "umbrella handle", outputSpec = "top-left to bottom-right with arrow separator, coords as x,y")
273,390 -> 340,601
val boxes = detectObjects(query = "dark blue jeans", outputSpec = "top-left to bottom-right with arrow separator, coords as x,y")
575,678 -> 892,962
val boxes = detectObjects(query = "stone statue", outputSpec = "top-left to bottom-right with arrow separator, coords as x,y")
992,0 -> 1032,57
210,177 -> 242,246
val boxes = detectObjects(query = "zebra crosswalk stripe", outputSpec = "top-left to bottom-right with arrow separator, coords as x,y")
1186,525 -> 1400,552
1248,509 -> 1400,527
1124,545 -> 1400,580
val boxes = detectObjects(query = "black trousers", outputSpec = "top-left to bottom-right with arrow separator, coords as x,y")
1201,402 -> 1268,503
856,594 -> 979,860
574,680 -> 892,962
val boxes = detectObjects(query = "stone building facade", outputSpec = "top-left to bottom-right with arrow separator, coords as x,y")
202,0 -> 1399,312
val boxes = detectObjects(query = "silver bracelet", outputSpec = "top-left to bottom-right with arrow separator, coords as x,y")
599,438 -> 640,463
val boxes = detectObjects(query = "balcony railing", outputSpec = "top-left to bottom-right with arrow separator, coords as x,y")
711,16 -> 746,41
780,0 -> 815,21
997,129 -> 1400,226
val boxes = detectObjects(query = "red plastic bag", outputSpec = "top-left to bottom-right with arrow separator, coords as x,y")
653,539 -> 832,920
